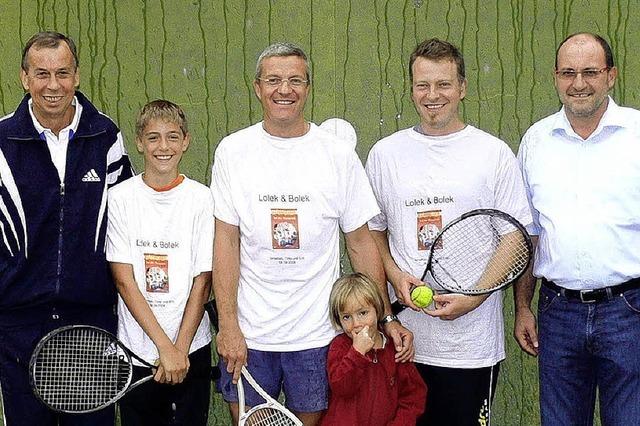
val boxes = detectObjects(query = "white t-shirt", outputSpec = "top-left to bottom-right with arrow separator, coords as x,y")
210,122 -> 380,351
106,174 -> 214,365
366,125 -> 531,368
28,97 -> 82,182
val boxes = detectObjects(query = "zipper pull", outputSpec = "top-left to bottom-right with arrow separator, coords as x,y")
60,182 -> 65,195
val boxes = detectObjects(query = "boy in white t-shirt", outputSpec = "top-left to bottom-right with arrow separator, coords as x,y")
106,100 -> 214,426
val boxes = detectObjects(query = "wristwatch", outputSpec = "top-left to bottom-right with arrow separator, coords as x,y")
379,314 -> 400,325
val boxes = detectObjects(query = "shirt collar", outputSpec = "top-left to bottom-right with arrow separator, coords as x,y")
552,96 -> 625,140
27,96 -> 83,140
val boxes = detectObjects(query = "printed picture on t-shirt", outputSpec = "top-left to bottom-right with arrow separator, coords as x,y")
144,253 -> 169,293
417,210 -> 442,250
271,209 -> 299,249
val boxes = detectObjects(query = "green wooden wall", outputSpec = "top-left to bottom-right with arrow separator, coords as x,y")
2,1 -> 637,424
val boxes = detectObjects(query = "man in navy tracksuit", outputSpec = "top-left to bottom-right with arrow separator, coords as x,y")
0,32 -> 133,425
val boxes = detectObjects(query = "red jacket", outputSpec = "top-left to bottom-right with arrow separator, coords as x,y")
322,333 -> 427,426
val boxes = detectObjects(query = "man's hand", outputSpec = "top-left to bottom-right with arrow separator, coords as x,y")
426,293 -> 488,321
352,326 -> 375,355
155,344 -> 189,384
514,307 -> 539,356
389,269 -> 425,311
216,326 -> 247,384
383,321 -> 414,362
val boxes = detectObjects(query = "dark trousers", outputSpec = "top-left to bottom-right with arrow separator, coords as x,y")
0,306 -> 117,426
538,284 -> 640,425
416,362 -> 500,426
119,343 -> 212,426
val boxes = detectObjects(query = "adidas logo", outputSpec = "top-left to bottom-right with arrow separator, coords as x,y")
81,169 -> 101,182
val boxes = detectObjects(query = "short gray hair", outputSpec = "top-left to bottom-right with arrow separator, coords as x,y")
22,32 -> 79,71
255,42 -> 311,82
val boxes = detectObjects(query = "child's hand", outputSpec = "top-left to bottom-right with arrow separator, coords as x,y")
352,325 -> 375,355
155,344 -> 190,384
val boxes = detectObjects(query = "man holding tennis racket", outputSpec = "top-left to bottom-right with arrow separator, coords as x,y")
211,42 -> 413,425
515,33 -> 640,425
0,32 -> 133,426
366,38 -> 531,425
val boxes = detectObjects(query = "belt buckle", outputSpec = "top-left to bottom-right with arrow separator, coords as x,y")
579,289 -> 598,303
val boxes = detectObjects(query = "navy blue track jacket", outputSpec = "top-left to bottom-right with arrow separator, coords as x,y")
0,91 -> 133,325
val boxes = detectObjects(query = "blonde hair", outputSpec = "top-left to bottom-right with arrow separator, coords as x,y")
328,273 -> 385,330
135,99 -> 188,139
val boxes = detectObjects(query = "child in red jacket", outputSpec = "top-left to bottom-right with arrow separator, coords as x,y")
322,273 -> 426,425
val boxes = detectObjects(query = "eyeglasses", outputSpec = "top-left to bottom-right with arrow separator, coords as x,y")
555,67 -> 609,81
257,77 -> 309,87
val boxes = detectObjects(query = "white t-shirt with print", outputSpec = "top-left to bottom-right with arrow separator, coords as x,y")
366,125 -> 531,368
106,175 -> 214,365
210,122 -> 380,351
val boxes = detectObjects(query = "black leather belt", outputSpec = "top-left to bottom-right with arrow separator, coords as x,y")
541,277 -> 640,303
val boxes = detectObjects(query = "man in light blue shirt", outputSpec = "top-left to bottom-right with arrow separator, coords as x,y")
515,32 -> 640,425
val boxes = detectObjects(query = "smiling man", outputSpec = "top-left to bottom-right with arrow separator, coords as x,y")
365,38 -> 531,425
515,33 -> 640,425
0,32 -> 132,425
210,42 -> 414,425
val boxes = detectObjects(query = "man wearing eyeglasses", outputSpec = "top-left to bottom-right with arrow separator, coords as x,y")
210,42 -> 414,425
515,32 -> 640,425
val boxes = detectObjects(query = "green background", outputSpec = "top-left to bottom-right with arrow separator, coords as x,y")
2,0 -> 637,424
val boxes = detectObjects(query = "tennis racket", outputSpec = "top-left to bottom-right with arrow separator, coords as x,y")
238,366 -> 302,426
29,325 -> 220,414
393,209 -> 532,312
205,300 -> 301,424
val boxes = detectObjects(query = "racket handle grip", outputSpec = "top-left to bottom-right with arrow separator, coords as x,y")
204,300 -> 219,332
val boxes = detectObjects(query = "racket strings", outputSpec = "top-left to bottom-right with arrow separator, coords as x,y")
244,407 -> 299,425
32,327 -> 132,412
430,215 -> 530,293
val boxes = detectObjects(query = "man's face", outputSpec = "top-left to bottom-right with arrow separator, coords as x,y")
411,57 -> 466,136
20,43 -> 79,131
253,55 -> 310,134
136,119 -> 189,184
555,35 -> 617,120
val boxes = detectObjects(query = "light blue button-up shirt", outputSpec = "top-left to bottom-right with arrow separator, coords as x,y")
518,97 -> 640,289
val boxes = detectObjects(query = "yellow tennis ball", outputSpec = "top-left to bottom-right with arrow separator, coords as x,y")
411,286 -> 433,308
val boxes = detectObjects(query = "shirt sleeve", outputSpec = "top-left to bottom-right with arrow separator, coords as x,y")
210,142 -> 240,226
106,131 -> 134,187
339,150 -> 381,233
192,188 -> 215,276
517,133 -> 542,236
493,142 -> 533,228
390,362 -> 427,426
327,334 -> 371,397
105,189 -> 132,264
364,147 -> 388,232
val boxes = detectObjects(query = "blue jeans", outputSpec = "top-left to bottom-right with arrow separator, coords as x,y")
538,284 -> 640,426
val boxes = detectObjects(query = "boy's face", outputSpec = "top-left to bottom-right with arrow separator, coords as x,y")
136,119 -> 189,183
338,297 -> 378,341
